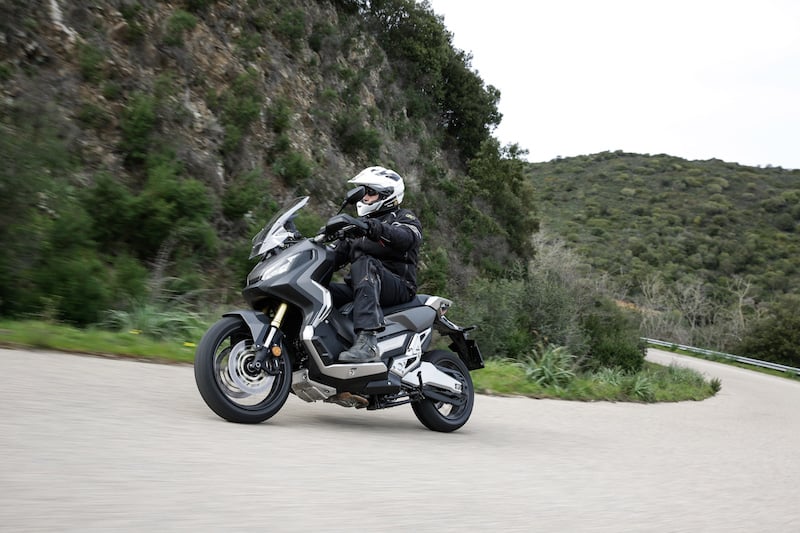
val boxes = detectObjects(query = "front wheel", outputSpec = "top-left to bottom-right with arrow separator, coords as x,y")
194,316 -> 291,424
411,350 -> 475,432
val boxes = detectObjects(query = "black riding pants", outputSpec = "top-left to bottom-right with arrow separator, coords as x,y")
329,255 -> 414,332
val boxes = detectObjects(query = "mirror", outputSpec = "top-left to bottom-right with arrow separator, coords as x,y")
336,186 -> 366,214
345,186 -> 365,205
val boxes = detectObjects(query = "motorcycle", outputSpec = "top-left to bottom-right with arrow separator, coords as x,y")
194,187 -> 484,432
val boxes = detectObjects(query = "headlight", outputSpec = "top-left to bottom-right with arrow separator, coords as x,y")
247,252 -> 305,284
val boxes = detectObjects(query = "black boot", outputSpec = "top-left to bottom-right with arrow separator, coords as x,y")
339,331 -> 380,363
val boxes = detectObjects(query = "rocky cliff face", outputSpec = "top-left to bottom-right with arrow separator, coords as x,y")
1,0 -> 438,205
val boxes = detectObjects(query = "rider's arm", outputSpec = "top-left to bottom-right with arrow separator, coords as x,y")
365,211 -> 422,252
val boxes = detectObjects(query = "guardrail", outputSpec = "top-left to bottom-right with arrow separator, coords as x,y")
643,338 -> 800,375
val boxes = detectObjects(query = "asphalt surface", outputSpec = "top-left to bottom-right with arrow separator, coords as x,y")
1,347 -> 799,532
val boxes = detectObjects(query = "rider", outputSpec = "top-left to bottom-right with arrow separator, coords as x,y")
330,166 -> 423,363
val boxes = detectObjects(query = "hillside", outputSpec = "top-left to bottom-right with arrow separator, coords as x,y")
1,0 -> 525,324
528,151 -> 800,302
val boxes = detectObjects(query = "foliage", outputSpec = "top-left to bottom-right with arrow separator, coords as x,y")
334,112 -> 382,160
77,43 -> 106,83
528,151 -> 800,363
267,97 -> 293,134
359,0 -> 500,160
734,294 -> 800,367
0,319 -> 199,363
581,298 -> 646,373
102,303 -> 206,341
222,169 -> 266,221
517,344 -> 576,388
119,92 -> 157,165
455,232 -> 644,372
272,151 -> 313,186
467,140 -> 538,256
215,69 -> 263,153
164,9 -> 198,46
529,151 -> 800,301
126,152 -> 215,259
274,9 -> 306,50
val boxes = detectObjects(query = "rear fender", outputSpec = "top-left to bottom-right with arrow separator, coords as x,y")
435,315 -> 485,370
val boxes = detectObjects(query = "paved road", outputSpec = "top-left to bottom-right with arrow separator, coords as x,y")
1,347 -> 799,532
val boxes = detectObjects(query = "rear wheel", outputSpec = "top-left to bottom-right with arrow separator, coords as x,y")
194,316 -> 291,423
411,350 -> 475,432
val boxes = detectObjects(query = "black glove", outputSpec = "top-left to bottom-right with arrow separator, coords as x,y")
365,218 -> 383,241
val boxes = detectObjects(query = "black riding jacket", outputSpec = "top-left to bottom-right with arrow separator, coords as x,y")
332,208 -> 423,291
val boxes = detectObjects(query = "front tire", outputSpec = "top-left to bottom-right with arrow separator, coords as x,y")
194,316 -> 291,424
411,350 -> 475,432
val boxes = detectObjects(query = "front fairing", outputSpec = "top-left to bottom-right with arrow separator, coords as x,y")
249,196 -> 309,259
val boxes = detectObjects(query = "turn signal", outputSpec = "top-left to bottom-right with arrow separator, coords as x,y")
271,345 -> 282,357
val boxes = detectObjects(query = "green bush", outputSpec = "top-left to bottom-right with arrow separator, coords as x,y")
418,247 -> 449,296
77,43 -> 105,83
334,113 -> 382,159
218,70 -> 262,152
164,10 -> 197,46
119,92 -> 157,165
222,169 -> 264,221
272,151 -> 312,186
518,344 -> 576,388
124,153 -> 214,259
735,294 -> 800,368
275,9 -> 306,50
581,298 -> 645,372
267,98 -> 293,134
35,253 -> 111,325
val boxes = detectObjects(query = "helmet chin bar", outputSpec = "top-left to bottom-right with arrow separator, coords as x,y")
356,197 -> 399,217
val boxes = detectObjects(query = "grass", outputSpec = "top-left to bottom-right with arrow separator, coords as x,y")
0,319 -> 198,364
472,359 -> 720,402
0,319 -> 720,402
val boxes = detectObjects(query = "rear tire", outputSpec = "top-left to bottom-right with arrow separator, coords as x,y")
411,350 -> 475,432
194,316 -> 291,424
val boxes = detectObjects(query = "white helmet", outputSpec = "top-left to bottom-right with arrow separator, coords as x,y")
348,166 -> 405,217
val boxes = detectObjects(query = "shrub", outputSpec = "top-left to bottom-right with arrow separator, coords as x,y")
735,294 -> 800,368
334,113 -> 382,159
418,247 -> 449,296
267,98 -> 292,133
218,70 -> 262,152
272,151 -> 312,186
102,303 -> 205,340
164,10 -> 197,46
36,254 -> 111,325
77,43 -> 105,83
119,92 -> 157,165
622,374 -> 655,402
275,9 -> 306,50
518,344 -> 576,388
581,298 -> 646,372
222,169 -> 264,221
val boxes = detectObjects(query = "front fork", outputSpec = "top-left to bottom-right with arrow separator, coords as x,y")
225,303 -> 288,375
